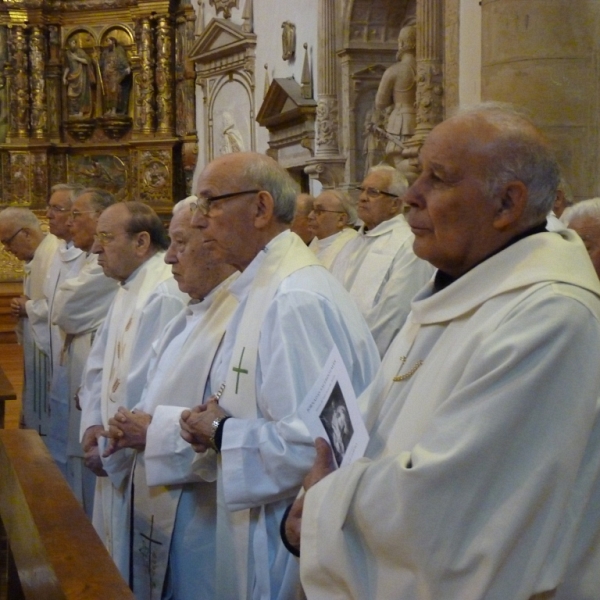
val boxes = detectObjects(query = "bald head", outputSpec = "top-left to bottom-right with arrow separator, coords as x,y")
0,208 -> 45,261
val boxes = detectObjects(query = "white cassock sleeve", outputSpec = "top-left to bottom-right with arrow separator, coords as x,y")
300,293 -> 600,599
53,259 -> 118,335
364,241 -> 433,357
221,284 -> 380,512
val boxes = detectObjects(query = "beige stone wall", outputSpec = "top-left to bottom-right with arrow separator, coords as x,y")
444,0 -> 460,113
481,0 -> 600,200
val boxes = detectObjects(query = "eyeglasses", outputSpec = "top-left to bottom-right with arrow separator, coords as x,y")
355,186 -> 398,200
1,228 -> 23,247
311,208 -> 346,217
93,232 -> 116,245
71,209 -> 97,219
190,190 -> 260,216
47,204 -> 70,214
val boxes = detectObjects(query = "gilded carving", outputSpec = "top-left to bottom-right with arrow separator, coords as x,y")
9,153 -> 30,205
134,17 -> 155,135
0,26 -> 8,143
8,26 -> 30,138
138,149 -> 172,206
71,154 -> 128,200
30,27 -> 48,138
156,17 -> 174,135
63,33 -> 96,120
99,33 -> 132,117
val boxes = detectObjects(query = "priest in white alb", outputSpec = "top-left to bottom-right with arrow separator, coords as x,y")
78,202 -> 188,582
51,188 -> 119,515
307,189 -> 358,269
330,165 -> 434,356
178,152 -> 380,600
102,196 -> 239,599
284,104 -> 600,600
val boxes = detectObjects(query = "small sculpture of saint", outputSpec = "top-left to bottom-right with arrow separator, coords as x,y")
220,112 -> 245,155
63,38 -> 96,119
99,37 -> 132,117
281,21 -> 296,61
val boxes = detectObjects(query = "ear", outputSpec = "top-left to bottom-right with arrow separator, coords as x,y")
337,212 -> 349,229
134,231 -> 152,256
493,180 -> 528,231
253,191 -> 275,229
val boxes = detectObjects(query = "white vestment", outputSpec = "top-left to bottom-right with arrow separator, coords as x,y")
330,213 -> 434,357
128,274 -> 238,600
20,233 -> 60,434
27,242 -> 86,459
301,229 -> 600,600
195,231 -> 380,600
51,253 -> 119,515
308,228 -> 358,269
78,252 -> 188,582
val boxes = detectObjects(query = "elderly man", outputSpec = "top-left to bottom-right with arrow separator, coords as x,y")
49,188 -> 119,515
284,104 -> 600,600
307,189 -> 358,268
290,192 -> 315,244
331,165 -> 433,356
0,208 -> 59,433
78,202 -> 188,581
179,152 -> 380,600
102,196 -> 238,598
561,197 -> 600,278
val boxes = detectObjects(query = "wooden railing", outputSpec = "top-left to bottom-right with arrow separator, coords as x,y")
0,430 -> 135,600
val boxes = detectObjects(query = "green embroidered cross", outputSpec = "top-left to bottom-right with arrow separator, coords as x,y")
232,347 -> 249,393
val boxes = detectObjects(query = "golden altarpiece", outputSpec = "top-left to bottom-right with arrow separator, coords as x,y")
0,0 -> 198,280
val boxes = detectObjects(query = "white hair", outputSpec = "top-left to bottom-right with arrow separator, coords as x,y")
561,197 -> 600,226
172,195 -> 198,215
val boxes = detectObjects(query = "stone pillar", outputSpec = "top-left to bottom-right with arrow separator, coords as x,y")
29,26 -> 47,140
481,0 -> 600,199
305,0 -> 345,188
134,17 -> 155,136
155,16 -> 174,136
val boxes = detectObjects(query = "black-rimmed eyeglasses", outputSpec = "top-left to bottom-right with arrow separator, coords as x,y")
190,190 -> 260,216
354,186 -> 398,199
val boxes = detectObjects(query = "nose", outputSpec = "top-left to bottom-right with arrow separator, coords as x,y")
91,238 -> 102,254
403,179 -> 423,210
190,209 -> 206,228
164,243 -> 177,265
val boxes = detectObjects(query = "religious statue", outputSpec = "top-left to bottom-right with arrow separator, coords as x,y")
281,21 -> 296,61
374,24 -> 416,155
220,111 -> 244,154
99,37 -> 132,117
63,38 -> 96,119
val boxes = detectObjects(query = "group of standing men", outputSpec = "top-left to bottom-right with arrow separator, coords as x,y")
1,101 -> 600,600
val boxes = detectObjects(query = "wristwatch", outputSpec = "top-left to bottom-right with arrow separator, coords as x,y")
209,415 -> 227,452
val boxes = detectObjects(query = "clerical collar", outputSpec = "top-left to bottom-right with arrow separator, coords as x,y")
433,222 -> 549,293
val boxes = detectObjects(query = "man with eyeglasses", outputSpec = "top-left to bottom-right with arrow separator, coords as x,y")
177,151 -> 380,600
0,207 -> 59,435
330,164 -> 434,357
78,201 -> 188,582
307,189 -> 358,268
48,187 -> 119,516
101,196 -> 238,598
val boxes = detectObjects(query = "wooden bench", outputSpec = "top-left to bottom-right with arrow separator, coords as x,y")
0,365 -> 16,429
0,430 -> 135,599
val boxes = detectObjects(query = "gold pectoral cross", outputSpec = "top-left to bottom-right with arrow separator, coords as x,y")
393,356 -> 423,382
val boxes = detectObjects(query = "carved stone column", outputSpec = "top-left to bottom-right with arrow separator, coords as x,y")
8,26 -> 30,140
134,17 -> 155,136
305,0 -> 345,189
29,26 -> 47,140
155,16 -> 175,136
403,0 -> 444,165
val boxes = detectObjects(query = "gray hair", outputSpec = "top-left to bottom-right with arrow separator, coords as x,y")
368,165 -> 408,197
0,207 -> 41,229
50,183 -> 85,204
453,102 -> 560,225
73,187 -> 116,213
295,193 -> 315,218
561,197 -> 600,226
557,176 -> 575,207
173,195 -> 198,215
243,155 -> 299,223
327,189 -> 358,225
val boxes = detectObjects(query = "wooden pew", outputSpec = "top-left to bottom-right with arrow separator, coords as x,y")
0,430 -> 135,599
0,364 -> 17,429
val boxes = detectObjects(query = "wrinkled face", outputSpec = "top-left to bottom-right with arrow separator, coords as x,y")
92,203 -> 141,282
357,171 -> 401,230
190,155 -> 260,271
68,193 -> 98,252
46,190 -> 72,240
568,215 -> 600,279
0,222 -> 34,261
404,117 -> 502,278
308,191 -> 347,239
290,195 -> 313,244
165,208 -> 216,298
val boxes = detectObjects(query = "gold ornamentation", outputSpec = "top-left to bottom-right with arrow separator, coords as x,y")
392,356 -> 423,382
155,16 -> 174,135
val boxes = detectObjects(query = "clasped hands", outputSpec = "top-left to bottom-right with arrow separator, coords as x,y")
10,296 -> 28,319
179,397 -> 228,453
99,407 -> 152,457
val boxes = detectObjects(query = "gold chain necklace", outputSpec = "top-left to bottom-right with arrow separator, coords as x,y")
393,356 -> 423,382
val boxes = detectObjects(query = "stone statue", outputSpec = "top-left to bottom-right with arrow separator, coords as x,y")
100,37 -> 132,116
281,21 -> 296,61
220,111 -> 244,154
63,38 -> 96,118
375,24 -> 416,155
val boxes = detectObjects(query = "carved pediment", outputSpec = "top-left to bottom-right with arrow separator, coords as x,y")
256,77 -> 316,130
189,17 -> 255,64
